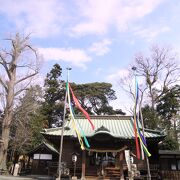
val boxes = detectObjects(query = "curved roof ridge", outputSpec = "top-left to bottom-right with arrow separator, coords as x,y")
41,115 -> 165,140
74,115 -> 132,120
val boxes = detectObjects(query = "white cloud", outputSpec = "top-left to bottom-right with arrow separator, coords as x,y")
38,47 -> 91,69
38,39 -> 113,69
107,69 -> 130,82
0,0 -> 165,38
133,26 -> 171,41
106,68 -> 134,114
71,0 -> 164,36
110,89 -> 133,115
0,0 -> 65,38
71,22 -> 107,36
88,39 -> 112,56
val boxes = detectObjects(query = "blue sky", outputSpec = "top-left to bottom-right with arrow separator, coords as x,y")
0,0 -> 180,113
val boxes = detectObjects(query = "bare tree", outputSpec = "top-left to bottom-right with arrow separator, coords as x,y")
135,45 -> 180,109
119,45 -> 180,111
9,85 -> 44,160
0,33 -> 39,169
118,69 -> 148,114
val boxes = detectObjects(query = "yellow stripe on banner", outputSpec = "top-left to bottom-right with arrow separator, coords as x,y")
140,139 -> 145,160
70,114 -> 85,150
137,133 -> 151,157
67,83 -> 85,150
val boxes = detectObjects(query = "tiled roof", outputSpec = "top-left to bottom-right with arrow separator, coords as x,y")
44,142 -> 59,154
28,142 -> 59,155
42,115 -> 165,140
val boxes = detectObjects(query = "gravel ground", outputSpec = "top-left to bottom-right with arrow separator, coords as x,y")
0,175 -> 55,180
0,175 -> 33,180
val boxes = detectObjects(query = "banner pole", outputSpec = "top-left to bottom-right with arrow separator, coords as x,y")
58,67 -> 71,180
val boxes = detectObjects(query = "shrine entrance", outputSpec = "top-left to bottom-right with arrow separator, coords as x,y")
90,152 -> 116,176
85,148 -> 126,179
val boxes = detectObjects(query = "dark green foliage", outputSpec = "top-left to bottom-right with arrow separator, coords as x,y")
43,64 -> 65,127
71,82 -> 125,115
44,64 -> 63,102
142,85 -> 180,129
142,85 -> 180,149
159,136 -> 179,150
157,85 -> 180,122
156,85 -> 180,143
29,109 -> 47,148
42,64 -> 125,127
42,64 -> 126,127
142,105 -> 160,129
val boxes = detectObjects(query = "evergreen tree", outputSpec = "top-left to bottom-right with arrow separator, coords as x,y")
43,64 -> 65,127
142,105 -> 161,129
71,82 -> 125,115
42,64 -> 125,127
157,85 -> 180,148
157,85 -> 180,124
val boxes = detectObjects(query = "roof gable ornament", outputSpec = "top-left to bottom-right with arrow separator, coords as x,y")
95,125 -> 110,133
64,126 -> 70,130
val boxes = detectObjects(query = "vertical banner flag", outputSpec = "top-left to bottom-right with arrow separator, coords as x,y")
134,77 -> 141,159
66,82 -> 85,150
133,76 -> 151,159
66,82 -> 94,150
69,83 -> 95,130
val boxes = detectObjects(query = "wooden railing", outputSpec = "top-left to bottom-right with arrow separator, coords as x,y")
161,170 -> 180,180
137,163 -> 159,171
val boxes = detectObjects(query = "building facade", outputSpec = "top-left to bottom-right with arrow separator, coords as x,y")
38,115 -> 165,179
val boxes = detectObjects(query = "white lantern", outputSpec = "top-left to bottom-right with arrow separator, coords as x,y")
72,153 -> 78,162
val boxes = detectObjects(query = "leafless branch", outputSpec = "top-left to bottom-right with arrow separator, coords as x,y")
0,77 -> 8,92
15,70 -> 38,85
14,88 -> 29,97
0,54 -> 11,79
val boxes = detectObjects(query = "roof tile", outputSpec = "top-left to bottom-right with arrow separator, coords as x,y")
42,115 -> 165,139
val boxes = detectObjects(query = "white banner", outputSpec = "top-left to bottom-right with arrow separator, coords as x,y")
125,150 -> 130,171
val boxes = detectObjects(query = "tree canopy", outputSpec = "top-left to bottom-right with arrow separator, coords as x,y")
71,82 -> 125,115
41,65 -> 125,128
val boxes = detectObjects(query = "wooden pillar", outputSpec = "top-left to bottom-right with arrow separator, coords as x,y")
81,150 -> 86,180
119,151 -> 124,180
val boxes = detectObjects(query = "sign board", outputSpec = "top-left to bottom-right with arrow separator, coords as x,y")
33,154 -> 52,160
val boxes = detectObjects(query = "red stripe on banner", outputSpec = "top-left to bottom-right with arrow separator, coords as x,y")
69,83 -> 95,130
134,118 -> 140,159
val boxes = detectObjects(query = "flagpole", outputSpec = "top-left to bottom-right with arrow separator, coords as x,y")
132,66 -> 151,180
58,67 -> 71,180
140,106 -> 151,180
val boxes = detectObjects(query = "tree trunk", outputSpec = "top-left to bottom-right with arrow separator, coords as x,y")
0,124 -> 11,170
0,74 -> 15,169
